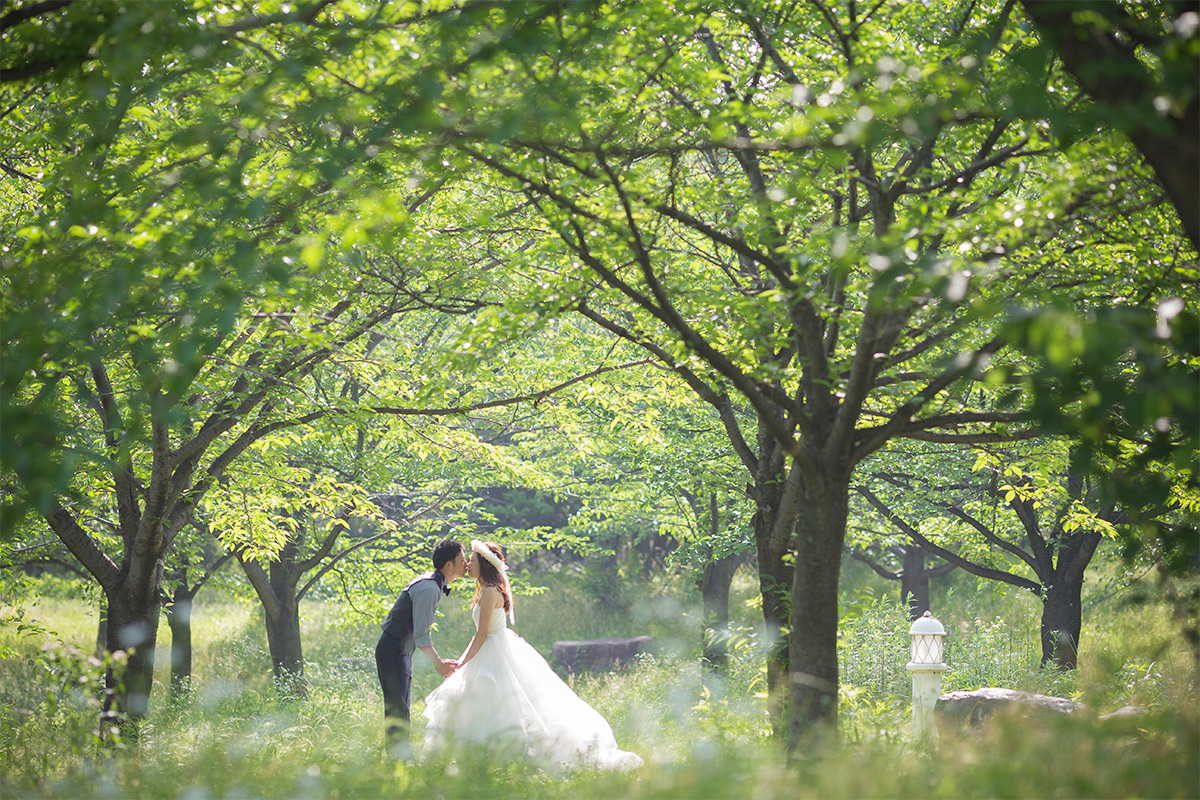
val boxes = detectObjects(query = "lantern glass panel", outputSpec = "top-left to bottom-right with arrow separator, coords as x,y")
911,633 -> 943,664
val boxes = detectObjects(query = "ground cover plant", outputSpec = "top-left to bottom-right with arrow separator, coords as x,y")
1,567 -> 1195,799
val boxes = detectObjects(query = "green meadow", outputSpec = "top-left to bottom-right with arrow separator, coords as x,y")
1,567 -> 1195,799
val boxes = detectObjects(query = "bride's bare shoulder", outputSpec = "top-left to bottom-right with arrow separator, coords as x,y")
479,584 -> 503,606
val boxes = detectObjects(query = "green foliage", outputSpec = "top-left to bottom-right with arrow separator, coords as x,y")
839,592 -> 913,701
0,0 -> 583,533
1007,304 -> 1199,511
0,609 -> 61,660
0,615 -> 133,765
1,574 -> 1196,798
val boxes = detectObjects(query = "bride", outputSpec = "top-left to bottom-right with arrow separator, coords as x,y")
422,540 -> 643,771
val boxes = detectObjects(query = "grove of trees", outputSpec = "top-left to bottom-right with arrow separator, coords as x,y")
2,0 -> 1196,756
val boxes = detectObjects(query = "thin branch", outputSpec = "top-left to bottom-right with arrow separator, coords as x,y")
945,505 -> 1042,577
903,410 -> 1028,430
370,358 -> 654,416
899,429 -> 1039,444
0,86 -> 37,122
218,0 -> 339,34
296,487 -> 451,601
1006,486 -> 1055,575
849,549 -> 900,580
191,552 -> 233,593
853,335 -> 1007,459
0,556 -> 90,580
923,561 -> 957,578
293,520 -> 345,579
0,0 -> 71,32
575,304 -> 760,474
652,202 -> 784,277
0,161 -> 35,180
899,140 -> 1037,196
855,484 -> 1040,594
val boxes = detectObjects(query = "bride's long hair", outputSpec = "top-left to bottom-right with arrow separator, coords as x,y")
473,541 -> 512,614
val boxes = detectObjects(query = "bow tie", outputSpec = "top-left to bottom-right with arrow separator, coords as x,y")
442,584 -> 451,597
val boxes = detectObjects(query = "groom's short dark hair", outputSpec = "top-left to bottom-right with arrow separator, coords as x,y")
432,539 -> 464,570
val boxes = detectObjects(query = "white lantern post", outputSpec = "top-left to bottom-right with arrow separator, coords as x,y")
907,610 -> 947,743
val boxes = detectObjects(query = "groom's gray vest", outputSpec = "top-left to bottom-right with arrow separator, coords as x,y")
381,571 -> 445,653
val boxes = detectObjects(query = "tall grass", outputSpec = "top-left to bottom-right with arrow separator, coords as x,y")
1,569 -> 1195,798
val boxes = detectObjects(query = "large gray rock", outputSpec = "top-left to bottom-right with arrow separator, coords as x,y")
937,688 -> 1084,727
1099,705 -> 1147,720
552,636 -> 655,674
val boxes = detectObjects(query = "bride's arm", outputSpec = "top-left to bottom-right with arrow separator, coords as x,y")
457,586 -> 500,665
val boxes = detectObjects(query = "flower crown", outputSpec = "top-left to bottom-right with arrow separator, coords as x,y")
471,539 -> 506,573
470,539 -> 515,624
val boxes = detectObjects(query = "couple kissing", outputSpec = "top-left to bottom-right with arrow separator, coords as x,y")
374,538 -> 642,771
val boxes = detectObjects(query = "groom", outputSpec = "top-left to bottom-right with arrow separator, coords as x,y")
375,538 -> 468,755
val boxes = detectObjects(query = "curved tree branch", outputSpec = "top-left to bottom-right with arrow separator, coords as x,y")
45,504 -> 120,592
855,484 -> 1041,594
945,505 -> 1042,578
849,548 -> 900,580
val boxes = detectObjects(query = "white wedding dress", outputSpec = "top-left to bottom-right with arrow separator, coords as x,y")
422,605 -> 643,771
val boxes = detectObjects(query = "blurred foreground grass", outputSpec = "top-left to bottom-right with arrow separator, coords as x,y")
1,569 -> 1196,798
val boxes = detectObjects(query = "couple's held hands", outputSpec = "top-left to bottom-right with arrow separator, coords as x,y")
418,645 -> 456,677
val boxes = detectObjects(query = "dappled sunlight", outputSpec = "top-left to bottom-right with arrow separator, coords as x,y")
1,580 -> 1197,798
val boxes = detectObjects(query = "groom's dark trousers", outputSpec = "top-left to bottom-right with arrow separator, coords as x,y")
374,632 -> 413,740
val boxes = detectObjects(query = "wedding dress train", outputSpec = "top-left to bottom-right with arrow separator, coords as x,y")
422,605 -> 643,771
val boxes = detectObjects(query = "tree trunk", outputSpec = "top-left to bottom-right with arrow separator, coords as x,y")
165,590 -> 197,697
758,542 -> 790,733
639,530 -> 675,577
786,467 -> 849,750
900,548 -> 929,620
162,552 -> 231,698
1020,0 -> 1200,252
263,590 -> 306,696
749,441 -> 807,737
1039,522 -> 1102,671
1041,577 -> 1083,670
698,551 -> 739,671
95,606 -> 108,660
103,586 -> 162,728
238,544 -> 308,697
